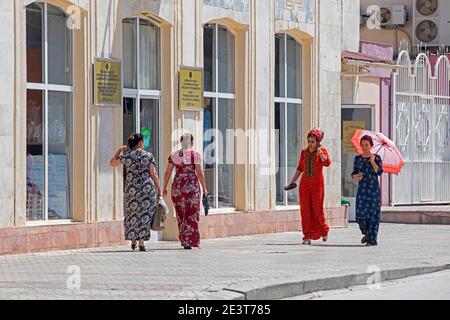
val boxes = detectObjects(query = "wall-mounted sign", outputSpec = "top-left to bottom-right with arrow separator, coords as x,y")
343,121 -> 366,154
94,58 -> 122,107
141,127 -> 151,149
179,66 -> 203,111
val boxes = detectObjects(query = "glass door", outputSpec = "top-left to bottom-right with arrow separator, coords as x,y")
123,97 -> 160,172
341,105 -> 374,222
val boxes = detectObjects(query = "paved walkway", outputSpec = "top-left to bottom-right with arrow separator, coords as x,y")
0,223 -> 449,300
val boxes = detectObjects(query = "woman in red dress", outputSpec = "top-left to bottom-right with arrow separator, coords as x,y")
286,128 -> 331,245
163,134 -> 208,249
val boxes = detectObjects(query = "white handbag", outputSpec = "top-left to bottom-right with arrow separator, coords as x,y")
151,197 -> 169,231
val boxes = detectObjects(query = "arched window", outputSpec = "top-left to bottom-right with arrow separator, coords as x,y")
275,33 -> 303,206
122,17 -> 161,168
203,24 -> 236,209
26,2 -> 73,221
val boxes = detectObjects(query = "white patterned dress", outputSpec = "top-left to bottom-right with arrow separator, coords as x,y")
119,149 -> 157,241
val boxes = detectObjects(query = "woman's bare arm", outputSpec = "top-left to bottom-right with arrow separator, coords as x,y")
149,164 -> 162,197
110,146 -> 128,168
163,163 -> 174,197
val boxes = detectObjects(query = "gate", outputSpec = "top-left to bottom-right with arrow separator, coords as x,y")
392,51 -> 450,205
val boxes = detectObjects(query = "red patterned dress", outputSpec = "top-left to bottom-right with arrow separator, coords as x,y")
169,150 -> 202,248
297,148 -> 331,241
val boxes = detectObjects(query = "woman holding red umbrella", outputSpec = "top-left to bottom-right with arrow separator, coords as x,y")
285,128 -> 331,245
352,135 -> 383,247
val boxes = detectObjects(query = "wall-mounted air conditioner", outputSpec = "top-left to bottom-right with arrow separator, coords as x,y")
378,5 -> 407,26
413,0 -> 450,46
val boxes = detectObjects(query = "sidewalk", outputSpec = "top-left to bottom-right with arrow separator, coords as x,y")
0,223 -> 449,300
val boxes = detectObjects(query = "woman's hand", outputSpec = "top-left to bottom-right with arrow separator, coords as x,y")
352,173 -> 364,181
317,147 -> 324,156
163,189 -> 169,198
119,145 -> 128,153
317,147 -> 327,162
370,154 -> 376,164
203,190 -> 209,197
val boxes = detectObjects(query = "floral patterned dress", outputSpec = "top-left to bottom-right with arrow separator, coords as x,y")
353,155 -> 383,246
169,150 -> 202,248
119,149 -> 157,241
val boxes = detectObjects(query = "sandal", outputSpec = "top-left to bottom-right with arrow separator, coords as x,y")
131,241 -> 137,251
139,246 -> 146,252
322,235 -> 328,242
302,239 -> 312,245
361,236 -> 368,245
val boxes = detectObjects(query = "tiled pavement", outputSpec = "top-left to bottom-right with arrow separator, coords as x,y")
0,223 -> 449,299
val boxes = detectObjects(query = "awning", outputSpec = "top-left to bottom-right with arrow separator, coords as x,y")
342,50 -> 397,70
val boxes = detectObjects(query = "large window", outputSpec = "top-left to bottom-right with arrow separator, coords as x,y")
203,24 -> 236,209
275,34 -> 303,206
26,2 -> 73,221
122,18 -> 161,167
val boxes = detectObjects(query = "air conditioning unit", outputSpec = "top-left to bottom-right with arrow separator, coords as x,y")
413,0 -> 450,46
378,5 -> 407,26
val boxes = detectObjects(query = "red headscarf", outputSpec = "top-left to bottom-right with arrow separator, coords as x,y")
309,128 -> 324,143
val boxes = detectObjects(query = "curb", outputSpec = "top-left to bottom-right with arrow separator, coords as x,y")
209,264 -> 450,300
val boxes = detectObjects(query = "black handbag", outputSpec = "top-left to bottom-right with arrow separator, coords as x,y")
202,195 -> 210,216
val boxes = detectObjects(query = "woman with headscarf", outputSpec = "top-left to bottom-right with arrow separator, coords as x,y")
285,128 -> 331,245
110,133 -> 162,252
163,133 -> 208,250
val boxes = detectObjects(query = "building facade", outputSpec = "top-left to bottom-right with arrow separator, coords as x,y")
0,0 -> 359,254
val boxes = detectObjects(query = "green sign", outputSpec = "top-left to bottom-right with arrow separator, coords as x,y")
141,127 -> 151,149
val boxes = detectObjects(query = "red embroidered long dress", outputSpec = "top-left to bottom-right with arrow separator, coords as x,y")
297,148 -> 331,241
169,150 -> 202,248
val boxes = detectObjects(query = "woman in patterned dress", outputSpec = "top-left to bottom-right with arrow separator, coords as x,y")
110,133 -> 162,252
163,134 -> 208,250
286,128 -> 331,245
352,135 -> 383,247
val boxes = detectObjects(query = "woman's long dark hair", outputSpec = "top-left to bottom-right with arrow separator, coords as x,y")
128,133 -> 144,150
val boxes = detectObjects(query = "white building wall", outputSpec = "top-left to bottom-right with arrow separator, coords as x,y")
0,0 -> 362,228
0,1 -> 15,227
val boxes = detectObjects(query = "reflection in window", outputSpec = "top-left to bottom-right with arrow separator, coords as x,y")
123,18 -> 160,91
123,19 -> 137,89
122,17 -> 161,172
203,24 -> 236,209
26,3 -> 73,221
275,34 -> 303,206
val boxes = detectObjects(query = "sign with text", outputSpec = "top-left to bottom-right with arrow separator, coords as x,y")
179,67 -> 203,111
343,121 -> 366,154
94,58 -> 122,107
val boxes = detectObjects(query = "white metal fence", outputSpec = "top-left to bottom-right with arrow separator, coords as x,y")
392,51 -> 450,205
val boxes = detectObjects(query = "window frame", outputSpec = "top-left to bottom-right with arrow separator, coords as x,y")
275,33 -> 303,207
203,23 -> 237,210
26,1 -> 74,222
122,17 -> 163,174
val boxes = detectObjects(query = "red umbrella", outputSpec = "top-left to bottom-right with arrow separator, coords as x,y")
351,130 -> 405,175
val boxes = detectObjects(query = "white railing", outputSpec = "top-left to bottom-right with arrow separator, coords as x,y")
392,51 -> 450,205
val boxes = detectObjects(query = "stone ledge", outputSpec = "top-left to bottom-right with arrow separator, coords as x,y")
0,221 -> 127,256
200,206 -> 349,240
382,209 -> 450,225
